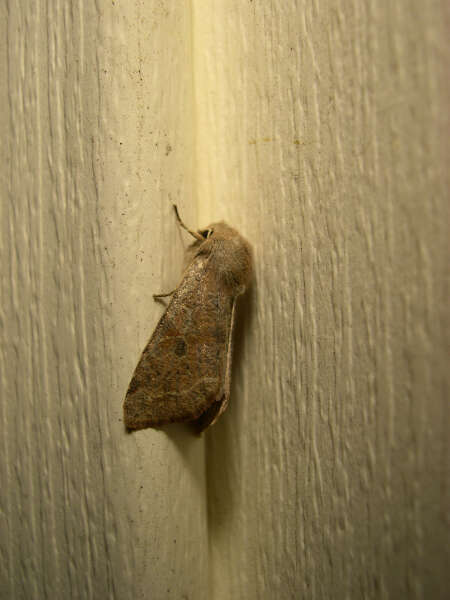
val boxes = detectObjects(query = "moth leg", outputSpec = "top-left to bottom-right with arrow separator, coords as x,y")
153,290 -> 175,300
173,204 -> 204,241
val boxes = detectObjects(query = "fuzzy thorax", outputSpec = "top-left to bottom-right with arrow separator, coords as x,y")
194,222 -> 253,295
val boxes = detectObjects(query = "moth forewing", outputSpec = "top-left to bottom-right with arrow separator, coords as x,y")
123,208 -> 252,432
210,297 -> 237,425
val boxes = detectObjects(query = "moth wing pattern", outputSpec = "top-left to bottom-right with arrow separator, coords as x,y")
124,252 -> 234,431
190,297 -> 237,432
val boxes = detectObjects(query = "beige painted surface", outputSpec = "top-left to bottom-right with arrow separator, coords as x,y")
1,1 -> 449,599
1,3 -> 207,599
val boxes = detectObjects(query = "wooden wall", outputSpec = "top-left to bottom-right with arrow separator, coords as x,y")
1,1 -> 448,598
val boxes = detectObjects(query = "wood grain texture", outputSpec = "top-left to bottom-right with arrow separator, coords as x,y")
1,2 -> 207,599
1,1 -> 449,599
193,1 -> 450,599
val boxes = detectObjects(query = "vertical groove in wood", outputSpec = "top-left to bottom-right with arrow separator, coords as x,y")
1,2 -> 208,599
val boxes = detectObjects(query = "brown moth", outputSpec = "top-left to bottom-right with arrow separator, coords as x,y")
123,205 -> 253,433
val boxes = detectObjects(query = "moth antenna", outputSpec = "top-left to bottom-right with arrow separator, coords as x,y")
173,204 -> 204,241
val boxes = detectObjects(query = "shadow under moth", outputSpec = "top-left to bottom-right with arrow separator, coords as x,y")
123,205 -> 253,433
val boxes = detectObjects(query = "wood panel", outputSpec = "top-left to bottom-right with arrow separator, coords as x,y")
1,2 -> 207,599
1,1 -> 449,599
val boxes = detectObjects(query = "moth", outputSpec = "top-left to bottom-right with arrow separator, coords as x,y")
123,205 -> 253,433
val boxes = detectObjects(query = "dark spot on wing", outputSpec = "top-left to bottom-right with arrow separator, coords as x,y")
174,337 -> 187,356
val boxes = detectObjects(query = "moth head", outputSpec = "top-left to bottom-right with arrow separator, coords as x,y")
198,227 -> 214,239
199,222 -> 241,241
